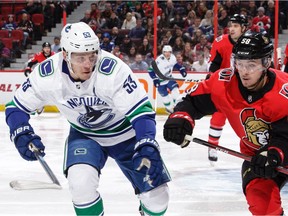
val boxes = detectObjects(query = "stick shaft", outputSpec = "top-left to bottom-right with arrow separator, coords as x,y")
152,60 -> 202,82
185,135 -> 288,175
30,143 -> 61,186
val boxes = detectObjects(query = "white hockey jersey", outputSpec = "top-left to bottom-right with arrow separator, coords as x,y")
11,51 -> 155,146
155,53 -> 177,85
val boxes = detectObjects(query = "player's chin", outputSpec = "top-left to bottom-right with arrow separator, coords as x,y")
81,72 -> 92,80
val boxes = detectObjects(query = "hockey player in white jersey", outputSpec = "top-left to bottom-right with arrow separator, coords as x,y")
148,45 -> 187,113
5,22 -> 170,216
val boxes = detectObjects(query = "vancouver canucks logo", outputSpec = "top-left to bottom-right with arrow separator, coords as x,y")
78,106 -> 115,128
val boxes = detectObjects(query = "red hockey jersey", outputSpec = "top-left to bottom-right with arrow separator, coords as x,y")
27,51 -> 55,69
209,34 -> 235,72
175,68 -> 288,164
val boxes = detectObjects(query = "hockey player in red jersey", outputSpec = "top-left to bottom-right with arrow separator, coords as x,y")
164,30 -> 288,215
24,42 -> 55,77
207,14 -> 248,162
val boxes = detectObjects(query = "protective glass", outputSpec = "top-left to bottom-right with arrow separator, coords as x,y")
70,52 -> 98,66
235,60 -> 265,73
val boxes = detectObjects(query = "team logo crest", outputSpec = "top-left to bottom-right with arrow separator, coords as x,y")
78,106 -> 115,128
218,68 -> 233,81
240,108 -> 270,148
279,83 -> 288,98
39,59 -> 54,77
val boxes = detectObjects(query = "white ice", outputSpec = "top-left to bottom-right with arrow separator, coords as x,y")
0,112 -> 288,216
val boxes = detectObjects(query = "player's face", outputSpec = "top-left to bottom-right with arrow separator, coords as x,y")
163,51 -> 172,59
235,59 -> 266,90
70,51 -> 98,81
229,23 -> 244,41
43,47 -> 51,56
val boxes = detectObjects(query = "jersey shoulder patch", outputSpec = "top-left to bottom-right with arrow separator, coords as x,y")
38,59 -> 54,77
98,57 -> 117,75
218,68 -> 233,81
279,83 -> 288,99
215,35 -> 223,42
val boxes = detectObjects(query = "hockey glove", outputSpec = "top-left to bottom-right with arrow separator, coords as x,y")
163,112 -> 194,148
180,67 -> 187,77
24,67 -> 31,77
153,78 -> 160,88
251,147 -> 282,178
132,138 -> 162,187
11,125 -> 45,161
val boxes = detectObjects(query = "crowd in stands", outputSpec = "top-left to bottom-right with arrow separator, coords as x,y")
1,0 -> 288,71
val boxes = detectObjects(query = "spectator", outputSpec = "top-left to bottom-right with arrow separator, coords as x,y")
24,0 -> 41,15
144,17 -> 154,37
195,2 -> 208,19
127,46 -> 137,63
200,10 -> 213,27
120,35 -> 133,55
80,10 -> 97,31
0,40 -> 12,69
100,32 -> 114,52
129,18 -> 146,39
101,2 -> 113,20
182,41 -> 194,66
105,11 -> 121,29
2,14 -> 17,32
80,10 -> 93,24
111,45 -> 124,60
218,9 -> 229,28
246,0 -> 258,17
184,10 -> 197,30
169,13 -> 185,29
138,37 -> 153,56
158,12 -> 170,30
164,0 -> 177,23
51,36 -> 61,53
109,27 -> 122,46
223,0 -> 238,17
121,12 -> 136,30
191,52 -> 209,72
129,53 -> 149,71
252,7 -> 271,33
90,2 -> 100,20
134,2 -> 145,19
17,12 -> 34,49
24,42 -> 55,77
40,0 -> 55,34
173,36 -> 185,53
193,35 -> 210,54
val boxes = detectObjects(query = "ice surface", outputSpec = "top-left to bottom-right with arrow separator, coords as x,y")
1,112 -> 288,215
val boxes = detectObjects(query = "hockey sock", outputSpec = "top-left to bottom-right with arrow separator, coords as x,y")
140,202 -> 167,216
74,196 -> 104,216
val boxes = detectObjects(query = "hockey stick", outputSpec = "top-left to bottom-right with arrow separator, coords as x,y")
10,144 -> 62,190
151,60 -> 203,82
184,135 -> 288,175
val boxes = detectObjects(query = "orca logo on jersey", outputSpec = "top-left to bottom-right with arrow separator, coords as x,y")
99,57 -> 117,75
78,106 -> 115,128
39,60 -> 54,77
279,83 -> 288,99
240,108 -> 270,148
218,68 -> 233,81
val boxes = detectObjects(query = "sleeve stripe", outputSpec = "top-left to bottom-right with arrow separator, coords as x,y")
126,96 -> 149,116
13,96 -> 32,113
